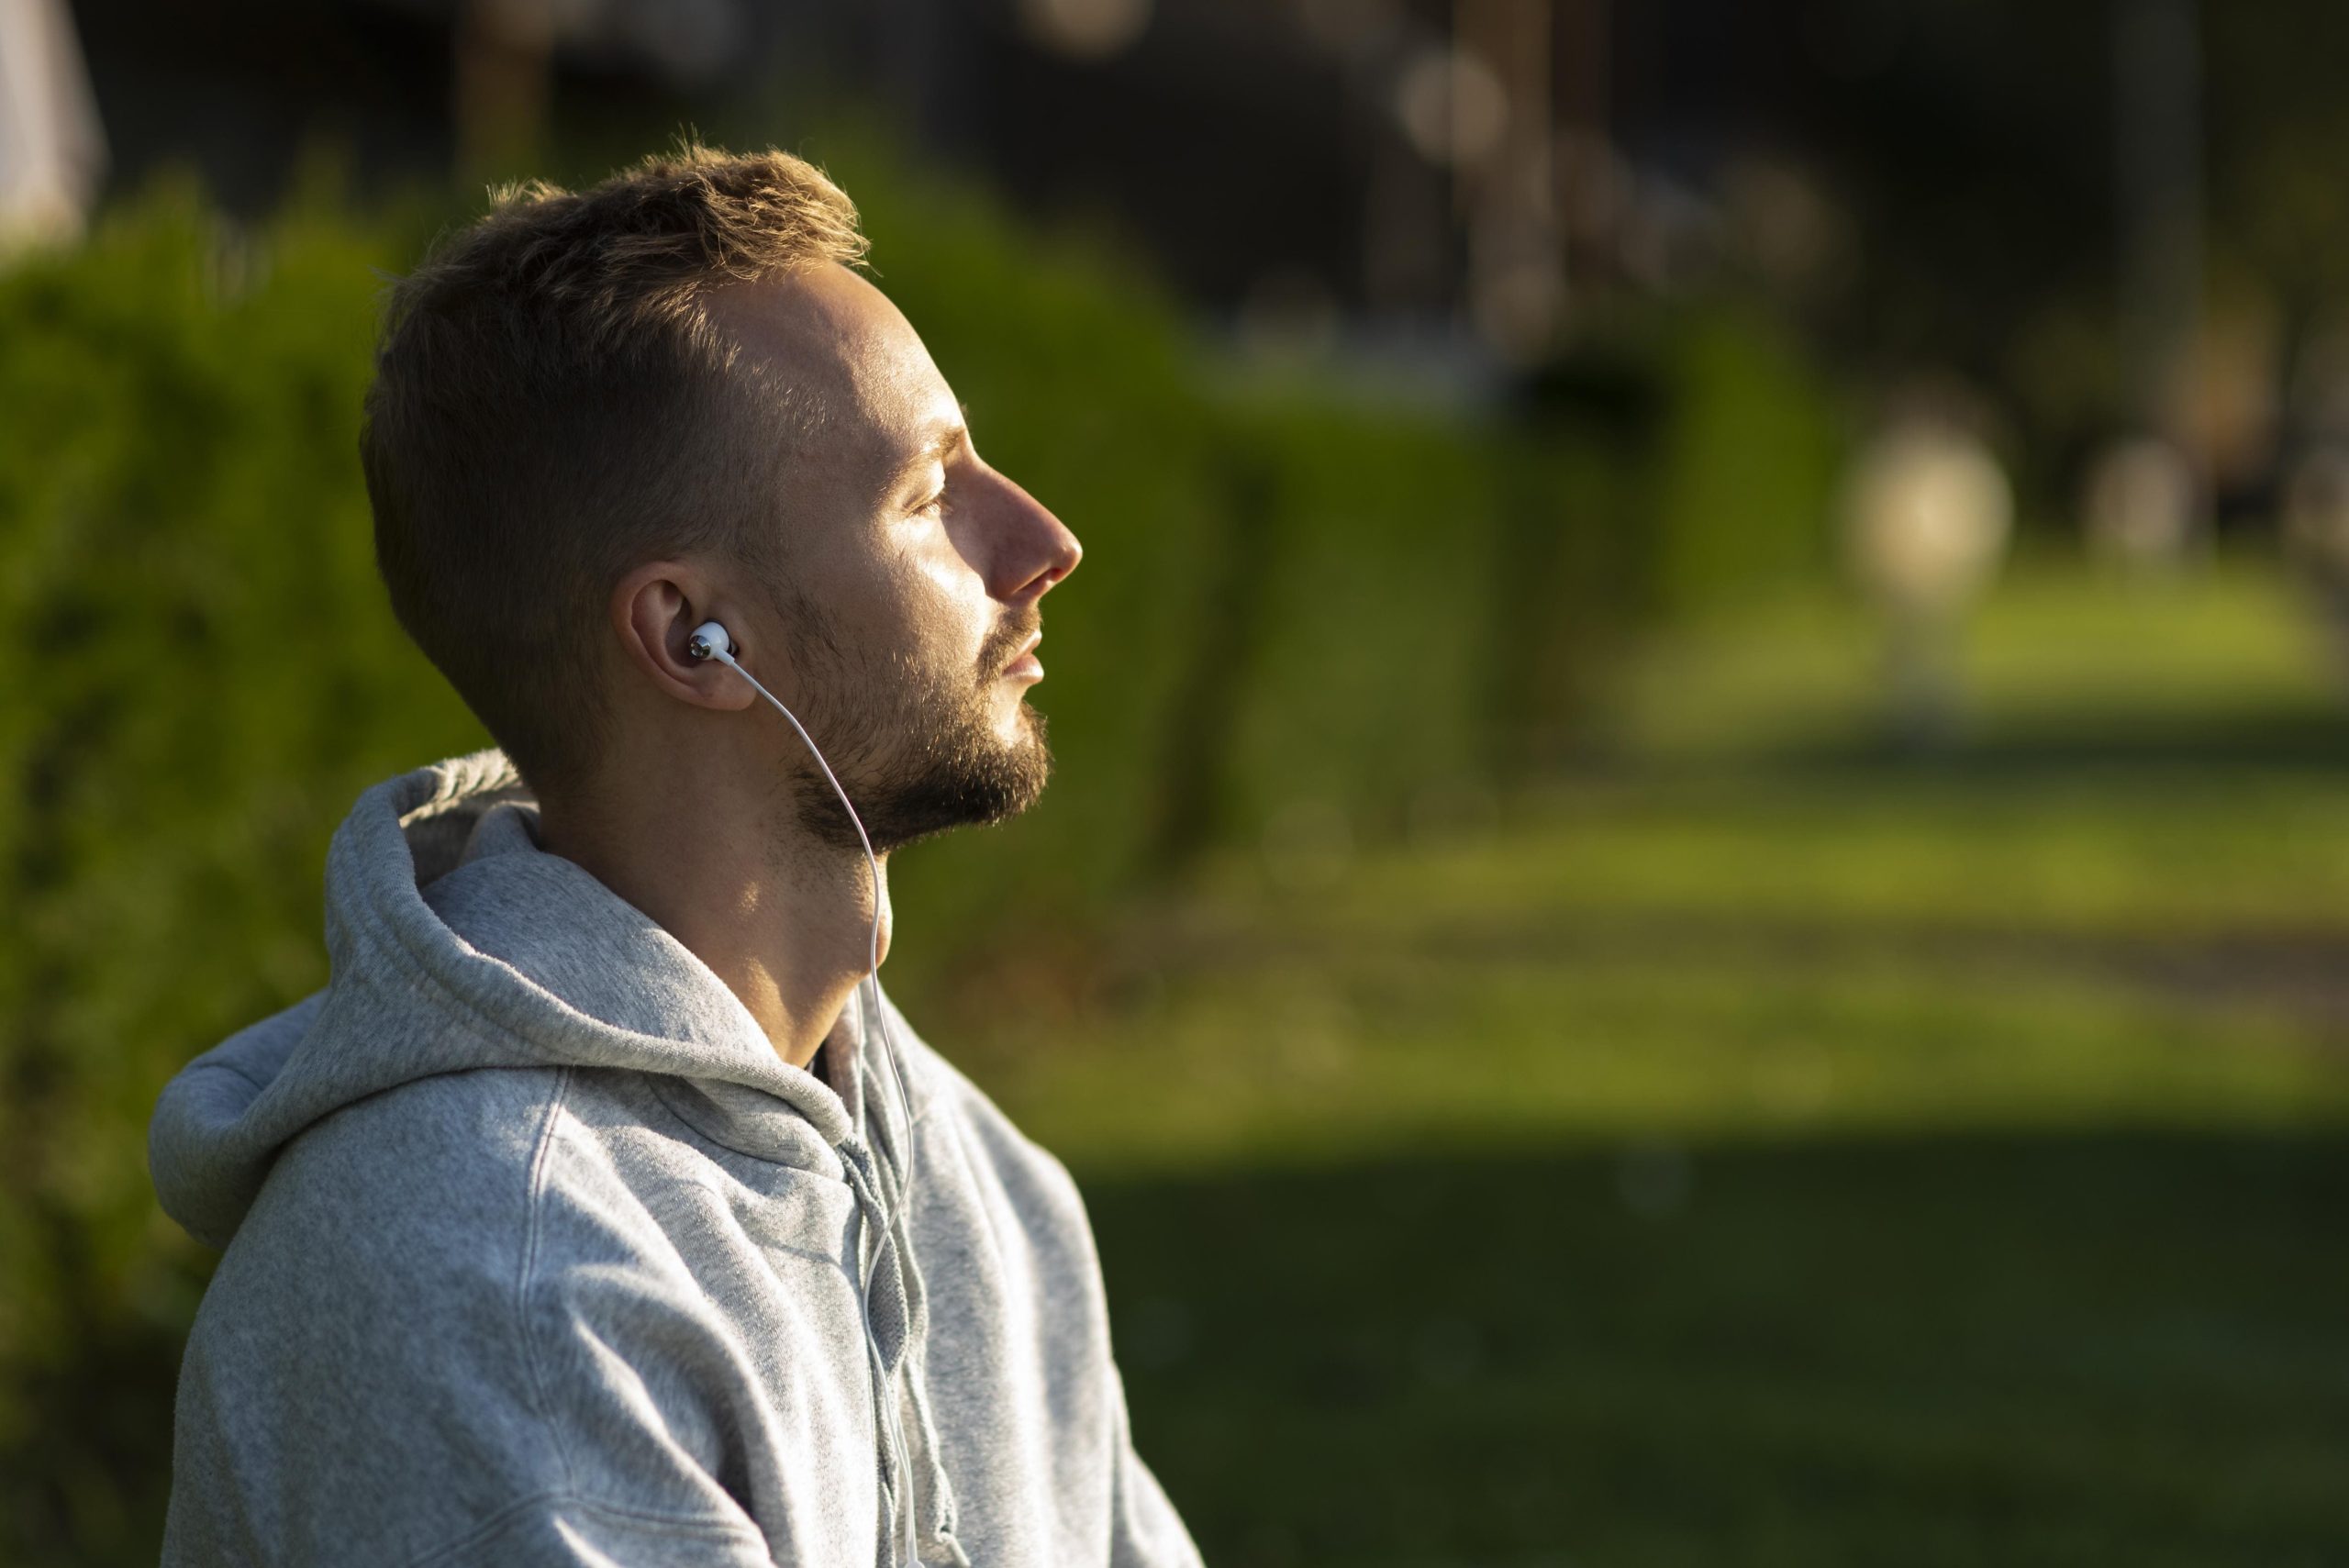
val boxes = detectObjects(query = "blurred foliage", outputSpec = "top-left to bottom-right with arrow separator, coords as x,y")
1649,305 -> 1847,616
0,172 -> 485,1561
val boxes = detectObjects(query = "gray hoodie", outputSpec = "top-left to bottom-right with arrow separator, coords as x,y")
148,747 -> 1207,1568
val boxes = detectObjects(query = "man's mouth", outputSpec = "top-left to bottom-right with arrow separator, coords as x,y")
1001,630 -> 1044,683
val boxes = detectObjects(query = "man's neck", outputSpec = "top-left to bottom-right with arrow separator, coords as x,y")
534,783 -> 890,1071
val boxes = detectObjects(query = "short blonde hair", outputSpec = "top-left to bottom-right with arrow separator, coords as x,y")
361,141 -> 871,805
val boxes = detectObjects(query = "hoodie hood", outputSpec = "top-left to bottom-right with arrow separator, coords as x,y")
150,746 -> 971,1564
150,746 -> 877,1249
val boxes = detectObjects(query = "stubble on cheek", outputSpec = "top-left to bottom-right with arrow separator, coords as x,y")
753,549 -> 1055,851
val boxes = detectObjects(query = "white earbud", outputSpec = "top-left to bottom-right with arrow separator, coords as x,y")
687,620 -> 733,663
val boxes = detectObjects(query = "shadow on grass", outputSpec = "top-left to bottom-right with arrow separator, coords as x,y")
1088,1130 -> 2349,1568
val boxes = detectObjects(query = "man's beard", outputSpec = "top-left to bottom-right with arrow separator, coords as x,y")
764,584 -> 1052,856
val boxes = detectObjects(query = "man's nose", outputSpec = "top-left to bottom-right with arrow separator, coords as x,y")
978,471 -> 1081,604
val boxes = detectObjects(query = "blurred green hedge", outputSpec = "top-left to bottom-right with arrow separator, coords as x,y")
0,134 -> 1835,1562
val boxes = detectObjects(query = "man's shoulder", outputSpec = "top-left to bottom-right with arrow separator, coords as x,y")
895,1009 -> 1046,1147
179,1064 -> 754,1465
228,1062 -> 739,1291
192,1067 -> 570,1347
892,1008 -> 1097,1236
171,1069 -> 583,1562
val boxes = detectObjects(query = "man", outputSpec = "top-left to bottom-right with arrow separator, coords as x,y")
148,142 -> 1207,1568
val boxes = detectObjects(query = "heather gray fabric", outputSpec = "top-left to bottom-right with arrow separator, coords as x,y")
149,747 -> 1206,1568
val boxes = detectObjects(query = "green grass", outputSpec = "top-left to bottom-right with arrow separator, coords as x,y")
1597,556 -> 2349,766
1089,1136 -> 2349,1568
940,560 -> 2349,1566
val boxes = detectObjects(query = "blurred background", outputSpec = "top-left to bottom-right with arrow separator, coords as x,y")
6,0 -> 2349,1562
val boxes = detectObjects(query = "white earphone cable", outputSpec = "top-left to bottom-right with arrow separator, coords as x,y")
693,627 -> 922,1568
697,639 -> 915,1198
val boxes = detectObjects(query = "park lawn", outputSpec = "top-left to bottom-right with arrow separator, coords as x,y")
942,562 -> 2349,1567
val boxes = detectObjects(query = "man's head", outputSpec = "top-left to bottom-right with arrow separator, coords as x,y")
362,143 -> 1080,855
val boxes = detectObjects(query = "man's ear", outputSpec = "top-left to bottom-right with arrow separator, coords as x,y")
609,561 -> 759,711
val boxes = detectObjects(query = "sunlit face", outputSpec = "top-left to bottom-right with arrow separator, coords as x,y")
702,264 -> 1082,854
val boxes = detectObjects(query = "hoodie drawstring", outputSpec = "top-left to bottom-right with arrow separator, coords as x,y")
839,1129 -> 969,1568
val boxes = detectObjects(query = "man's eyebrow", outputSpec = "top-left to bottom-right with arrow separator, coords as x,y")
892,402 -> 973,488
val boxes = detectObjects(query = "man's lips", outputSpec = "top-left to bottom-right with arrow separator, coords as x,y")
1001,630 -> 1043,681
